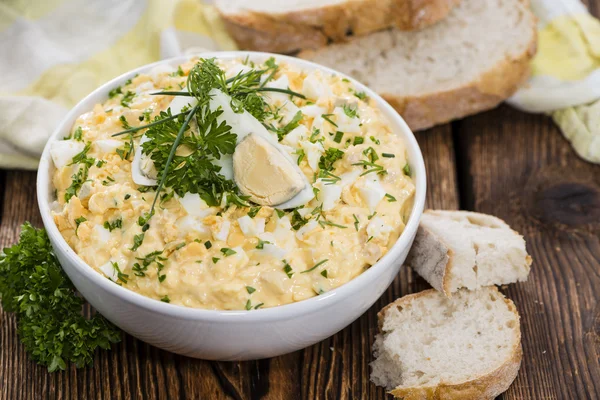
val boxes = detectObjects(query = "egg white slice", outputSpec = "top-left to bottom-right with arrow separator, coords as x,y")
131,135 -> 158,186
50,140 -> 86,169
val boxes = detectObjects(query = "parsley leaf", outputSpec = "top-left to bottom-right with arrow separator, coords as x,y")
103,218 -> 122,232
220,247 -> 237,257
73,126 -> 83,141
120,91 -> 135,108
142,107 -> 237,206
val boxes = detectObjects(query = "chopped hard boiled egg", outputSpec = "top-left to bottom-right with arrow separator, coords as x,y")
50,140 -> 85,169
51,57 -> 415,311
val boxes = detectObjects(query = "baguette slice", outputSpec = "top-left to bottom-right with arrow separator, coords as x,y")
406,210 -> 532,297
371,287 -> 522,400
299,0 -> 537,131
216,0 -> 461,53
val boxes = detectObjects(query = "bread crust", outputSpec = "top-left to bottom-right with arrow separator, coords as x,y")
406,210 -> 532,297
217,0 -> 461,53
378,288 -> 523,400
383,4 -> 537,131
404,222 -> 452,296
297,0 -> 537,131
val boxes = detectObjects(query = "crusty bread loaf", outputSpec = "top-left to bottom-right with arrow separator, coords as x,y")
215,0 -> 461,53
299,0 -> 537,131
371,287 -> 522,399
406,210 -> 532,297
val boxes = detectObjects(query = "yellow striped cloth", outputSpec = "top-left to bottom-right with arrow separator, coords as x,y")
0,0 -> 236,169
2,0 -> 600,169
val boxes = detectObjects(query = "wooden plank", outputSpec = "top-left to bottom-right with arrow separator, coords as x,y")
0,125 -> 459,399
455,105 -> 600,400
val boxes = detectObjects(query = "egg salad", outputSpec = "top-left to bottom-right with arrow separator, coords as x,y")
50,57 -> 415,310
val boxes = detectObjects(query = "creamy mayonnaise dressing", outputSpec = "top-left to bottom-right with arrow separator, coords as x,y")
51,57 -> 415,310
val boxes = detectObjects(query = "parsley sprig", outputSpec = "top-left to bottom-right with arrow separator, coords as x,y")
0,224 -> 121,372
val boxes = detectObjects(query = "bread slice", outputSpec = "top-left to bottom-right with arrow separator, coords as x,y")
371,287 -> 522,399
215,0 -> 461,53
299,0 -> 537,131
406,210 -> 532,297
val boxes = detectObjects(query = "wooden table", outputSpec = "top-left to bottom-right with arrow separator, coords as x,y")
2,22 -> 600,400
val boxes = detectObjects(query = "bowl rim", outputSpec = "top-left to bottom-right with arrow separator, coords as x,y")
37,51 -> 426,322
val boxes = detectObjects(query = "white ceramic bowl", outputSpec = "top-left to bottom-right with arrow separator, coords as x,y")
37,52 -> 426,360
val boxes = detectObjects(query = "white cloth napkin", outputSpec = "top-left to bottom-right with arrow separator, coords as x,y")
0,0 -> 235,170
2,0 -> 600,169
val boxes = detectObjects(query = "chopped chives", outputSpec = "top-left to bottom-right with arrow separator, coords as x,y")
301,259 -> 328,274
333,131 -> 344,143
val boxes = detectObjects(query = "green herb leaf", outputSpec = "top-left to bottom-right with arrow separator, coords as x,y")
352,160 -> 385,176
130,233 -> 145,251
295,148 -> 305,165
291,210 -> 309,231
75,216 -> 87,228
353,214 -> 360,231
343,104 -> 358,118
276,111 -> 303,141
246,286 -> 256,294
120,91 -> 136,108
108,86 -> 122,99
73,126 -> 83,141
103,218 -> 122,231
247,206 -> 261,218
301,259 -> 328,274
333,131 -> 344,143
403,163 -> 412,177
220,247 -> 237,257
321,114 -> 338,127
319,220 -> 347,229
170,66 -> 185,77
283,261 -> 294,278
318,148 -> 344,172
256,239 -> 270,250
0,223 -> 121,372
111,261 -> 129,284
